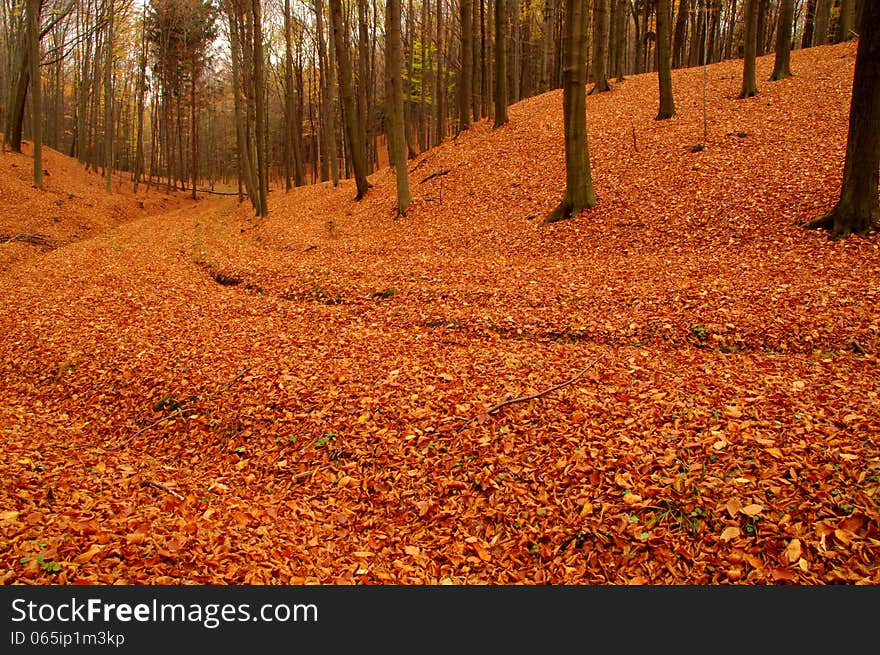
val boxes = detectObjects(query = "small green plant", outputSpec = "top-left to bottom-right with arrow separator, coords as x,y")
372,288 -> 396,300
690,324 -> 709,342
315,432 -> 337,447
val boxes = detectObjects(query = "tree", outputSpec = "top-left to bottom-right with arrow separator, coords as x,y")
493,0 -> 509,127
656,0 -> 675,119
458,0 -> 473,133
283,0 -> 306,189
329,0 -> 370,198
588,0 -> 611,94
386,0 -> 410,215
769,0 -> 794,81
837,0 -> 855,43
806,2 -> 880,237
739,0 -> 758,98
27,0 -> 42,189
542,0 -> 596,224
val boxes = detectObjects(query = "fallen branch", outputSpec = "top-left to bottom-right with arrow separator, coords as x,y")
458,353 -> 606,430
140,479 -> 184,500
420,169 -> 451,184
109,406 -> 189,451
0,233 -> 56,248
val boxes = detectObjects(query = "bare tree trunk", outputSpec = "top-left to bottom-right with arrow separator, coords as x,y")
543,0 -> 595,223
329,0 -> 370,198
104,0 -> 114,193
656,0 -> 676,119
28,0 -> 41,188
740,0 -> 759,98
589,0 -> 612,93
770,0 -> 794,81
806,0 -> 879,236
493,0 -> 509,127
459,0 -> 473,133
386,0 -> 411,215
435,0 -> 445,144
812,0 -> 830,46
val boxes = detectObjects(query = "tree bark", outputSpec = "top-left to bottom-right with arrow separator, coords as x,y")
806,1 -> 880,237
739,0 -> 759,98
494,0 -> 509,127
28,0 -> 42,188
656,0 -> 676,119
459,0 -> 473,133
589,0 -> 612,93
386,0 -> 411,215
543,0 -> 595,224
813,0 -> 830,46
329,0 -> 370,198
769,0 -> 794,81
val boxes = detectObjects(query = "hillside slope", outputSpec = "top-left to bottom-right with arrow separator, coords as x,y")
0,43 -> 877,585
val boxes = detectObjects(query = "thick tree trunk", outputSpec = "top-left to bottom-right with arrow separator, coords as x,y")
806,1 -> 880,237
494,0 -> 509,127
543,0 -> 595,224
386,0 -> 411,215
769,0 -> 794,81
837,0 -> 855,43
656,0 -> 676,119
104,0 -> 113,194
740,0 -> 759,98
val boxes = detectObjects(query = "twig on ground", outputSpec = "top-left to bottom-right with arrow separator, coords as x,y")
458,352 -> 607,430
140,479 -> 184,500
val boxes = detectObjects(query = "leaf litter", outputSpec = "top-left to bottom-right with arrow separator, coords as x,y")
0,42 -> 877,585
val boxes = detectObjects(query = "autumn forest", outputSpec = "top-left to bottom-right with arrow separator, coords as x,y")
0,0 -> 878,585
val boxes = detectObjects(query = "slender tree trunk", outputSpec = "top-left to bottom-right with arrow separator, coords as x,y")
493,0 -> 509,127
459,0 -> 473,133
806,0 -> 879,237
656,0 -> 676,119
812,0 -> 830,46
252,0 -> 268,216
770,0 -> 794,81
133,3 -> 147,193
672,0 -> 689,69
740,0 -> 759,98
801,0 -> 816,48
329,0 -> 370,198
589,0 -> 612,93
314,0 -> 339,185
104,0 -> 114,193
386,0 -> 411,215
540,0 -> 556,91
435,0 -> 445,144
28,0 -> 42,188
543,0 -> 595,223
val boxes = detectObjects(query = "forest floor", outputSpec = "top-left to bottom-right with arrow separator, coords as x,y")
1,42 -> 878,585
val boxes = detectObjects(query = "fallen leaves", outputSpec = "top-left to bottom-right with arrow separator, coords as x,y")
1,43 -> 878,586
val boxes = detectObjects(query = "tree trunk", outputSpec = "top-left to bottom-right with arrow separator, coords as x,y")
672,0 -> 689,69
386,0 -> 411,215
435,0 -> 445,144
837,0 -> 855,43
739,0 -> 759,98
459,0 -> 473,133
589,0 -> 612,93
543,0 -> 595,224
28,0 -> 42,188
813,0 -> 830,46
656,0 -> 676,119
329,0 -> 370,198
494,0 -> 509,126
314,0 -> 339,185
806,1 -> 880,237
104,0 -> 114,194
769,0 -> 794,81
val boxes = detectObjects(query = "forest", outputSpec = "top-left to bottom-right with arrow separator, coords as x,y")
0,0 -> 878,585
